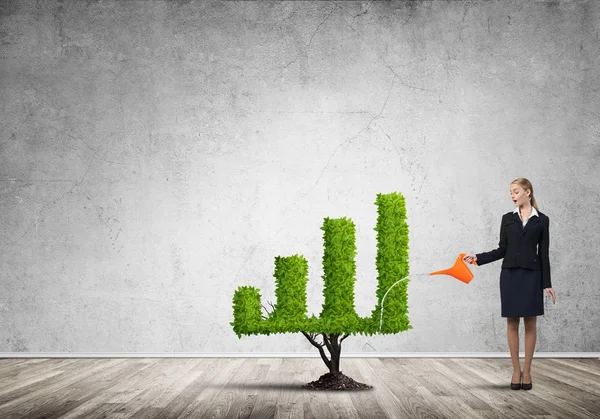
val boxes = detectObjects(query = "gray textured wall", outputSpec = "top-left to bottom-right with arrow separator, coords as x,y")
1,0 -> 599,354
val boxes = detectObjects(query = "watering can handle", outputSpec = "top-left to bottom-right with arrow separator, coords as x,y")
459,252 -> 477,265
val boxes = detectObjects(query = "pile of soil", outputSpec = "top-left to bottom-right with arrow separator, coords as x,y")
302,372 -> 373,391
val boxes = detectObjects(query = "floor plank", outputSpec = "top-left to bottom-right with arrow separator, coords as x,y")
0,357 -> 598,419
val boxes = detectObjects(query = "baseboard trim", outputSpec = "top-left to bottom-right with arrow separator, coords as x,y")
1,352 -> 599,359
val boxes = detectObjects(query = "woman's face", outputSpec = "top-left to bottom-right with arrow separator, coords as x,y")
510,184 -> 530,207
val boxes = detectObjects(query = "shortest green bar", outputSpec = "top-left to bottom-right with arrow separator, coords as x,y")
231,286 -> 262,337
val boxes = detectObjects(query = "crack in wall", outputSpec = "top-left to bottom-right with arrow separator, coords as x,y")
334,2 -> 437,93
297,75 -> 396,201
275,3 -> 338,79
307,6 -> 337,48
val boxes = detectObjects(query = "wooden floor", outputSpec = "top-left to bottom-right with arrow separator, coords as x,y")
0,357 -> 599,419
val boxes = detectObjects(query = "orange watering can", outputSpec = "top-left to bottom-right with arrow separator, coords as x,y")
430,253 -> 477,284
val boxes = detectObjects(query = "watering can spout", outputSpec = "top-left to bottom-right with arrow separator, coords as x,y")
430,253 -> 477,284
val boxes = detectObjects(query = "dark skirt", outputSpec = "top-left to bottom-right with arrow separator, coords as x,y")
500,267 -> 544,318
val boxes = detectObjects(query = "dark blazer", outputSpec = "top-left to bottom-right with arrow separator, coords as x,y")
476,210 -> 551,289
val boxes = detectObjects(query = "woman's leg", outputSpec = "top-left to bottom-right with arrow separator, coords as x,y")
523,316 -> 537,383
507,317 -> 521,382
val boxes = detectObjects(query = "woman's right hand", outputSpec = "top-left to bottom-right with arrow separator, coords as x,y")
463,254 -> 477,264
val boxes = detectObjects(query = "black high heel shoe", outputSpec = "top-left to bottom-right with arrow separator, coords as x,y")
511,371 -> 522,390
522,372 -> 532,391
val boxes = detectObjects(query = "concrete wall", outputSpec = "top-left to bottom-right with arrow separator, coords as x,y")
1,0 -> 599,354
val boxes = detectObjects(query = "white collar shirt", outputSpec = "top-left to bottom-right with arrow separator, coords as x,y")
513,205 -> 538,227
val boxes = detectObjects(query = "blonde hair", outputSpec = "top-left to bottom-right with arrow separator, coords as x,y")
511,177 -> 539,211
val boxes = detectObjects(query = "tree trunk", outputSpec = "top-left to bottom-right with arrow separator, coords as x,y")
301,332 -> 349,374
330,351 -> 340,373
301,332 -> 371,390
321,333 -> 342,373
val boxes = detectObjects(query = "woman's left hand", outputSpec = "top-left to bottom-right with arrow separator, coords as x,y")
545,288 -> 557,304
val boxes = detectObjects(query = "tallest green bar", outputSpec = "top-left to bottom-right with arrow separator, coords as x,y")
371,192 -> 411,334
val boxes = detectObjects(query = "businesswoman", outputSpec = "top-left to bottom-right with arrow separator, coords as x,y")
463,178 -> 557,391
